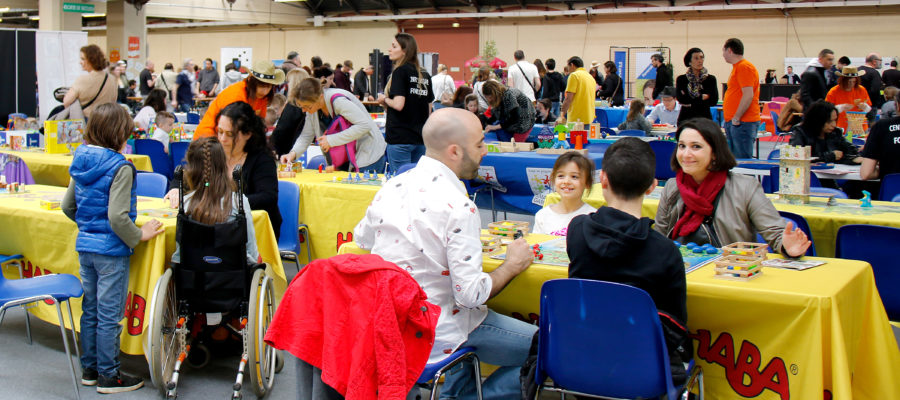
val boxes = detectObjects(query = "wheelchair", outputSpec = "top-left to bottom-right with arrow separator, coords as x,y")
145,166 -> 280,399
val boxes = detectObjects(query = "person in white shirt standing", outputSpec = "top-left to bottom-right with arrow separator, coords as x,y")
508,50 -> 541,102
431,64 -> 456,110
355,107 -> 536,399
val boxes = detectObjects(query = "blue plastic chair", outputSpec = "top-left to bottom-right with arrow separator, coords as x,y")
135,171 -> 169,198
169,141 -> 189,168
762,166 -> 823,194
414,346 -> 482,400
649,140 -> 677,180
878,173 -> 900,201
395,162 -> 417,175
595,109 -> 609,127
305,155 -> 327,170
618,129 -> 646,137
535,279 -> 702,399
0,271 -> 84,400
892,194 -> 900,203
277,181 -> 311,273
186,112 -> 201,124
780,211 -> 816,256
767,149 -> 780,160
852,137 -> 866,147
599,127 -> 616,138
770,111 -> 791,144
134,139 -> 173,180
836,225 -> 900,321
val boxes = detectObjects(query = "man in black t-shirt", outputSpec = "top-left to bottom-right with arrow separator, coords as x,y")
139,60 -> 155,96
543,58 -> 566,117
860,94 -> 900,185
883,60 -> 900,89
651,54 -> 672,100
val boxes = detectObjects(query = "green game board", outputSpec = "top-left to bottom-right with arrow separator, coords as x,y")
678,244 -> 722,273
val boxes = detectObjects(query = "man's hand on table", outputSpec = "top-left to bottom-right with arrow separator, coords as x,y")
504,238 -> 534,274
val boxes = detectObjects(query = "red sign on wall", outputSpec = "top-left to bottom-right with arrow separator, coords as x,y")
127,36 -> 140,59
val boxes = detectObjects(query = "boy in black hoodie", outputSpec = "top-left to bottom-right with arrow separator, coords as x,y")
566,137 -> 690,384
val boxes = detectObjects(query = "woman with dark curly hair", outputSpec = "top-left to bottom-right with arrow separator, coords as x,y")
62,44 -> 118,118
675,48 -> 718,124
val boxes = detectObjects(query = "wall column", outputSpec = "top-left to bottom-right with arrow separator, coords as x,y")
38,0 -> 82,31
106,0 -> 146,80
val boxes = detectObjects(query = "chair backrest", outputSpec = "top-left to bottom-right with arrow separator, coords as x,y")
770,111 -> 783,134
762,166 -> 823,194
169,141 -> 190,168
277,181 -> 301,253
305,154 -> 327,170
892,193 -> 900,203
767,149 -> 781,160
599,127 -> 616,137
186,112 -> 201,124
878,173 -> 900,201
396,162 -> 417,175
135,172 -> 169,198
778,211 -> 816,256
836,225 -> 900,320
618,129 -> 645,137
536,279 -> 676,399
595,109 -> 609,127
134,139 -> 173,180
852,137 -> 866,147
648,140 -> 677,181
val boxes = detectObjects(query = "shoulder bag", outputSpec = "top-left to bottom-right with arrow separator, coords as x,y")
672,188 -> 724,248
439,76 -> 454,106
516,63 -> 537,95
50,72 -> 109,121
323,93 -> 359,171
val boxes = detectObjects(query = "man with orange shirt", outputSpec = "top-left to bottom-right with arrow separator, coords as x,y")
722,38 -> 760,159
825,66 -> 872,132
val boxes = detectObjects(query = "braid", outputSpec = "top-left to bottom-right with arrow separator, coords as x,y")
202,139 -> 211,187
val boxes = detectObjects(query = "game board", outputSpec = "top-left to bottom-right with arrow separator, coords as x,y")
138,208 -> 177,219
676,241 -> 722,273
490,237 -> 570,267
333,172 -> 389,186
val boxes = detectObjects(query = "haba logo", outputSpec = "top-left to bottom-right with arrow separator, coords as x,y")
692,329 -> 791,400
336,232 -> 353,253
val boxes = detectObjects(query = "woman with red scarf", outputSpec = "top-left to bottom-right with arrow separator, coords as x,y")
655,118 -> 811,257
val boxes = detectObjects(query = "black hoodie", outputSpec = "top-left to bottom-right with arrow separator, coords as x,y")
567,206 -> 687,323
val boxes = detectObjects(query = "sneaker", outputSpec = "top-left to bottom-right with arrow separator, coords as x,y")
97,372 -> 144,394
81,368 -> 98,386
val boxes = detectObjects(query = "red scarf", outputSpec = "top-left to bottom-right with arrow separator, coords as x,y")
670,170 -> 728,238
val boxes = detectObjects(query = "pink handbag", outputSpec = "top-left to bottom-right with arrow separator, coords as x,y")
323,93 -> 358,171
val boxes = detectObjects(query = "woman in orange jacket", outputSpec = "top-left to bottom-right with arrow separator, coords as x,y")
193,60 -> 285,139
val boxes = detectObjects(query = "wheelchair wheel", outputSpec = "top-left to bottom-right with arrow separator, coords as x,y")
147,268 -> 180,396
247,268 -> 277,397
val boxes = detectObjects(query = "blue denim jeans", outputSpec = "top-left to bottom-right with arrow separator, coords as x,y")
439,310 -> 538,400
78,252 -> 130,378
386,144 -> 426,174
726,120 -> 759,159
357,154 -> 386,174
551,102 -> 561,118
176,102 -> 192,113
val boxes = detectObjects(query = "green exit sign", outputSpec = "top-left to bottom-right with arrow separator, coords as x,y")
62,3 -> 95,13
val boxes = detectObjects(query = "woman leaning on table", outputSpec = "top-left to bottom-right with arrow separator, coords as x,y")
192,60 -> 285,140
675,48 -> 718,124
654,118 -> 811,257
279,78 -> 387,173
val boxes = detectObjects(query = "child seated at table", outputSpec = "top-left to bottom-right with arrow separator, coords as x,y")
171,137 -> 259,265
533,151 -> 596,235
62,103 -> 165,393
566,137 -> 689,385
151,111 -> 175,153
464,93 -> 488,129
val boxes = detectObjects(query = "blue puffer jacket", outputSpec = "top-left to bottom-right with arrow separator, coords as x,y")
69,145 -> 137,256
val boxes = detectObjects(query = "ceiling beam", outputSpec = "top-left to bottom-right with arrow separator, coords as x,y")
470,0 -> 481,12
343,0 -> 362,14
304,0 -> 322,15
515,0 -> 527,9
425,0 -> 441,11
381,0 -> 400,15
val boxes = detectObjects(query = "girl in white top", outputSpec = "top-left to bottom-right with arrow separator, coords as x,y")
533,151 -> 597,236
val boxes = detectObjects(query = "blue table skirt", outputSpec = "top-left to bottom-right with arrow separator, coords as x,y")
596,106 -> 722,127
471,151 -> 604,215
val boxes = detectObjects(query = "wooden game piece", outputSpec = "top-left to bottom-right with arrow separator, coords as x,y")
721,242 -> 768,258
488,220 -> 530,241
713,254 -> 764,281
481,235 -> 502,254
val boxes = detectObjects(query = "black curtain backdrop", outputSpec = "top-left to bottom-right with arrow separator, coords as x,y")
0,30 -> 37,125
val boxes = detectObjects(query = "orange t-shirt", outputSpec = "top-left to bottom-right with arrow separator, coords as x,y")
193,80 -> 269,139
825,85 -> 871,130
723,59 -> 761,123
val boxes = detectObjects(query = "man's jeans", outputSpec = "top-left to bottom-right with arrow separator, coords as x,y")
386,144 -> 426,174
726,120 -> 759,159
177,102 -> 192,113
78,252 -> 130,378
439,310 -> 537,399
551,102 -> 561,118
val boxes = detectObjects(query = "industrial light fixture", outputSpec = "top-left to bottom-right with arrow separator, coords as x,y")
416,23 -> 424,28
0,7 -> 9,12
452,22 -> 460,27
84,13 -> 106,17
29,16 -> 39,20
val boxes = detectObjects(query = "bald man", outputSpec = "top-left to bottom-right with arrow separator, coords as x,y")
139,60 -> 156,96
859,53 -> 885,122
355,108 -> 536,399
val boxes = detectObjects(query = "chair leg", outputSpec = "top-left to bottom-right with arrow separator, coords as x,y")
55,300 -> 81,400
471,355 -> 482,400
299,225 -> 312,265
66,300 -> 80,361
10,260 -> 32,344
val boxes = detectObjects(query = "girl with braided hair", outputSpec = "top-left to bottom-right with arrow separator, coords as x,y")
171,137 -> 258,264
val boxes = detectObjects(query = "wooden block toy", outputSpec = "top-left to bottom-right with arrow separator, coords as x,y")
481,235 -> 502,254
589,124 -> 601,139
536,148 -> 589,155
721,242 -> 768,258
569,130 -> 587,147
488,220 -> 530,239
497,139 -> 535,153
713,254 -> 764,281
486,142 -> 501,153
277,171 -> 296,178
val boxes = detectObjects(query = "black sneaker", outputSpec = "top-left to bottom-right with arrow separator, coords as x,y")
81,368 -> 98,386
97,372 -> 144,394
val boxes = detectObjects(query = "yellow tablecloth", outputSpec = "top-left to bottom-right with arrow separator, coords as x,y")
0,150 -> 153,187
279,172 -> 381,260
340,233 -> 900,399
545,188 -> 900,257
0,185 -> 285,355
